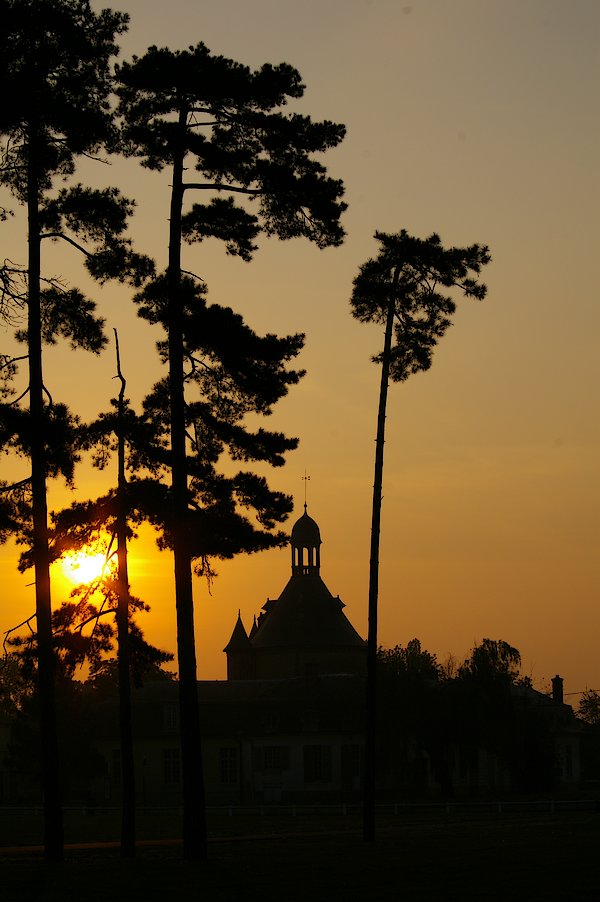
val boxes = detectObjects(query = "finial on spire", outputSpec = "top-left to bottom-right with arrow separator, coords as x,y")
302,470 -> 311,512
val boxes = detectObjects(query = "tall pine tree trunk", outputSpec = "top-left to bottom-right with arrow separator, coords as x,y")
363,270 -> 398,842
167,109 -> 207,860
114,332 -> 136,858
27,122 -> 63,859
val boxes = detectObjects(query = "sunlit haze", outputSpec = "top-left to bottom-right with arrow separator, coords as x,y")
1,0 -> 598,700
60,551 -> 109,587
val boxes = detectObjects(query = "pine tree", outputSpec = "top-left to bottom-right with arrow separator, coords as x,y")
351,229 -> 490,841
133,273 -> 305,857
0,0 -> 150,858
116,43 -> 346,858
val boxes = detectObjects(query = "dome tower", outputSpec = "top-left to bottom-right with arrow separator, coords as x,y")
291,503 -> 321,576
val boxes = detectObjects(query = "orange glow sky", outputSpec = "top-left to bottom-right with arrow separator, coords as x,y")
1,0 -> 598,699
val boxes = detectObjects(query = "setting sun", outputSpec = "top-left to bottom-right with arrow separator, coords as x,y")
61,551 -> 108,586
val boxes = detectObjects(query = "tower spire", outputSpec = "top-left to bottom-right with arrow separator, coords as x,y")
301,470 -> 311,512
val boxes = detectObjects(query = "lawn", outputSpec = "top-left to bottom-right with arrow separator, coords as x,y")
1,807 -> 600,901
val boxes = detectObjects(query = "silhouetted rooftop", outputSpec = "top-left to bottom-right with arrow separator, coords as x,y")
251,574 -> 365,650
291,506 -> 321,547
223,611 -> 251,653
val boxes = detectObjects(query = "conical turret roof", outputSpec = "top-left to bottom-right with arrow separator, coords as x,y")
223,611 -> 251,653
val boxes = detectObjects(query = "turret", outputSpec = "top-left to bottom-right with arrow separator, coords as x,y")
291,503 -> 321,576
223,611 -> 254,680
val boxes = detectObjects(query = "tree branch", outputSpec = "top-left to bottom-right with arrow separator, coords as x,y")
1,354 -> 28,369
181,269 -> 206,283
3,614 -> 36,655
182,182 -> 262,196
75,604 -> 115,635
9,386 -> 30,406
40,232 -> 92,257
0,477 -> 31,495
188,120 -> 222,128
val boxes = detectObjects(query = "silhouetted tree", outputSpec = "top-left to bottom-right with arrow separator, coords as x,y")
377,640 -> 441,796
36,336 -> 170,857
453,639 -> 521,785
0,652 -> 34,717
5,671 -> 104,805
458,638 -> 523,686
0,0 -> 151,857
577,690 -> 600,784
116,44 -> 346,858
5,535 -> 172,813
3,642 -> 173,808
37,273 -> 306,856
85,657 -> 176,696
113,330 -> 136,857
351,230 -> 490,840
577,690 -> 600,726
377,637 -> 562,798
454,639 -> 560,793
5,591 -> 172,687
379,639 -> 440,682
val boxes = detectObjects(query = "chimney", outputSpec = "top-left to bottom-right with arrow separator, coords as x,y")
551,674 -> 564,704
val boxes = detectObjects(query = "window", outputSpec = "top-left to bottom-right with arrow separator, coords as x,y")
264,746 -> 290,771
163,748 -> 181,785
163,703 -> 179,731
303,745 -> 332,784
253,745 -> 290,772
220,747 -> 238,784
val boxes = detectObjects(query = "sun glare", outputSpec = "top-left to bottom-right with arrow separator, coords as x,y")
61,551 -> 108,586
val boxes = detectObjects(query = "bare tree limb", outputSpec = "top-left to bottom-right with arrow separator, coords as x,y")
182,182 -> 261,196
40,233 -> 92,257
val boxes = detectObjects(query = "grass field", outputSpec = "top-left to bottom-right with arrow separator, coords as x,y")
1,807 -> 600,901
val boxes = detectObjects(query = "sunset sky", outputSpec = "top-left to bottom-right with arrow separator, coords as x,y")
1,0 -> 598,698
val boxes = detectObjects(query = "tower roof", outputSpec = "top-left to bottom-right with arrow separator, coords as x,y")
223,611 -> 251,653
291,505 -> 321,547
251,575 -> 365,650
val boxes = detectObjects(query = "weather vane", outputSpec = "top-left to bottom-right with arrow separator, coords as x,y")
301,470 -> 311,511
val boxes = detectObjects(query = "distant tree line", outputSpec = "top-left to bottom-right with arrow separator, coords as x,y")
376,638 -> 588,798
